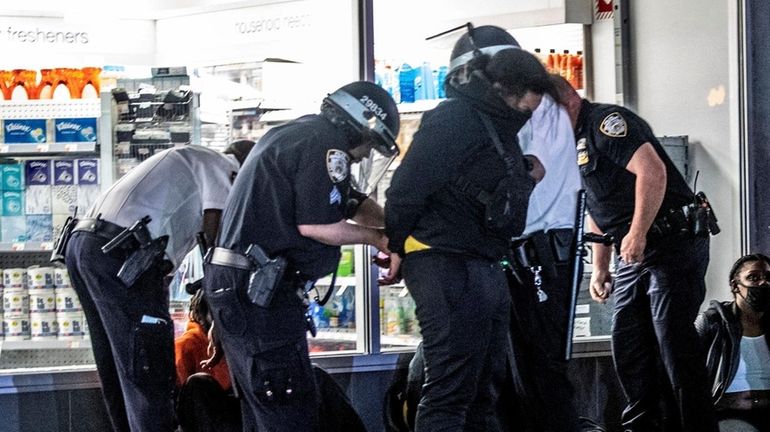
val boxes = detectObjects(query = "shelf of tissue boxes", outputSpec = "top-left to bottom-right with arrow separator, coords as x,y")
0,100 -> 101,156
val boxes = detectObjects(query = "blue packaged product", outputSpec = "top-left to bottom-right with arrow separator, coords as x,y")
399,64 -> 416,103
2,191 -> 23,216
53,160 -> 75,185
1,164 -> 24,191
26,215 -> 53,241
54,118 -> 98,143
76,159 -> 99,185
1,216 -> 27,242
4,119 -> 47,144
26,160 -> 51,185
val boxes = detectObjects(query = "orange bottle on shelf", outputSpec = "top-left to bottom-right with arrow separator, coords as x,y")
10,69 -> 38,99
66,68 -> 85,99
546,49 -> 558,74
52,68 -> 73,99
80,67 -> 101,98
560,50 -> 571,79
0,70 -> 14,100
574,51 -> 584,90
37,69 -> 57,99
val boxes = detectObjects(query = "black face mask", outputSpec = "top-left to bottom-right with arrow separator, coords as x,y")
743,284 -> 770,312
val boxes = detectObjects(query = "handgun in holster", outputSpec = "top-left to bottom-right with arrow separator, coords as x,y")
101,216 -> 169,287
690,191 -> 720,236
50,214 -> 79,264
244,244 -> 287,308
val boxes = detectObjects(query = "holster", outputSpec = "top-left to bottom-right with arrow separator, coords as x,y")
510,229 -> 573,282
50,215 -> 79,263
205,245 -> 288,308
117,235 -> 169,287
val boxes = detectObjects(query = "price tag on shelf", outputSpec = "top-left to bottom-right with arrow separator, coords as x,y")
70,341 -> 82,348
0,144 -> 8,153
36,144 -> 50,152
64,144 -> 79,152
11,242 -> 25,251
40,241 -> 54,251
399,287 -> 410,297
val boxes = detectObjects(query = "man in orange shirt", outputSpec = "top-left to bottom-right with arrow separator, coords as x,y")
175,290 -> 240,432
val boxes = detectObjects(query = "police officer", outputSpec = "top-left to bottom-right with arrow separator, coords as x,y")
382,26 -> 550,431
506,77 -> 582,431
202,81 -> 399,431
63,141 -> 254,432
553,78 -> 719,431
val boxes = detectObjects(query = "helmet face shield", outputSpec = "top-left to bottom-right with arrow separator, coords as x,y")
325,88 -> 399,158
350,148 -> 396,196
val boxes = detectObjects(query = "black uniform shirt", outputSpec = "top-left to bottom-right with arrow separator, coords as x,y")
217,115 -> 354,279
574,99 -> 693,239
385,76 -> 533,260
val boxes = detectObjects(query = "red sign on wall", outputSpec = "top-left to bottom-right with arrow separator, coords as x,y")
596,0 -> 614,20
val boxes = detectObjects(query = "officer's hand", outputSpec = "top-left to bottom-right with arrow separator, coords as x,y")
378,253 -> 402,285
200,321 -> 224,369
590,270 -> 613,303
619,231 -> 646,265
524,155 -> 546,184
374,229 -> 392,255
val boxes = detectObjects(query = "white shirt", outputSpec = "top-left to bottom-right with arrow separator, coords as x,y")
88,146 -> 239,268
517,94 -> 582,235
725,334 -> 770,393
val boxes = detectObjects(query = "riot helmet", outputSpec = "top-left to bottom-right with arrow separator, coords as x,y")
448,25 -> 520,75
323,81 -> 400,158
323,81 -> 401,196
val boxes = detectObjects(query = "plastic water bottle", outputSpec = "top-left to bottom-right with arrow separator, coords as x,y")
399,63 -> 416,103
419,62 -> 436,100
436,66 -> 448,98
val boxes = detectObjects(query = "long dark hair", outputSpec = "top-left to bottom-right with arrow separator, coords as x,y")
483,49 -> 553,99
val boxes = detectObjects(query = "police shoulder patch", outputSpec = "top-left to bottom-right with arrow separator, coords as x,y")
599,112 -> 627,137
326,149 -> 350,183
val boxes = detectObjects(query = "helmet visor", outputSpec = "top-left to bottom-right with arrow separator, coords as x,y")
350,148 -> 396,197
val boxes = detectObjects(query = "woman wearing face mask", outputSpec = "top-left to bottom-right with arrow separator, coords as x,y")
695,253 -> 770,432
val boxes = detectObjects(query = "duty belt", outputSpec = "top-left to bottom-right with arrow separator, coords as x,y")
206,247 -> 253,271
73,218 -> 139,250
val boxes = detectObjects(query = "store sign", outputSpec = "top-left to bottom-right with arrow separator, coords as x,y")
0,16 -> 155,56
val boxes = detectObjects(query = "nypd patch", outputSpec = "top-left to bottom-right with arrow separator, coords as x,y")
599,112 -> 627,137
326,149 -> 350,183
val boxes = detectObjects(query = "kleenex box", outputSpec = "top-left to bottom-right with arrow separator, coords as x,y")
26,160 -> 51,185
76,159 -> 99,185
2,191 -> 24,216
54,118 -> 97,143
25,186 -> 52,214
26,215 -> 53,242
1,164 -> 24,191
52,185 -> 77,215
53,160 -> 75,185
4,119 -> 47,143
1,216 -> 27,242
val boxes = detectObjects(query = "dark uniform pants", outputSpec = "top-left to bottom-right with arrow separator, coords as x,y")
203,263 -> 319,432
403,251 -> 510,432
612,235 -> 718,432
65,231 -> 175,432
507,244 -> 579,431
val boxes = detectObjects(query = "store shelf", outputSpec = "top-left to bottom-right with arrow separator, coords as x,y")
0,339 -> 91,351
315,276 -> 357,287
381,334 -> 421,347
316,328 -> 357,341
397,99 -> 443,114
0,142 -> 97,156
0,242 -> 54,252
0,99 -> 101,120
